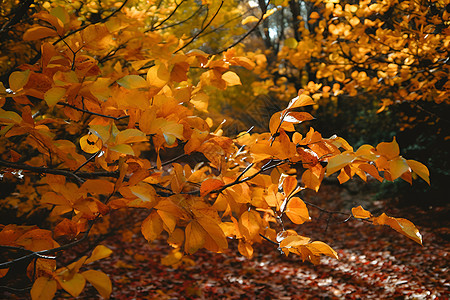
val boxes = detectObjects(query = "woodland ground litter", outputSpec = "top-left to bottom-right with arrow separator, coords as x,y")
57,181 -> 450,299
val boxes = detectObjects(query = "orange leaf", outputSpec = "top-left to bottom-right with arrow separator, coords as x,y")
376,137 -> 400,160
301,169 -> 321,192
147,63 -> 170,88
285,197 -> 310,224
373,213 -> 422,245
141,211 -> 163,242
200,178 -> 224,197
31,277 -> 57,300
286,94 -> 315,110
184,220 -> 206,254
238,239 -> 253,258
306,241 -> 338,259
269,111 -> 282,135
222,71 -> 241,86
238,210 -> 261,240
85,245 -> 113,264
241,16 -> 259,25
117,75 -> 148,89
79,134 -> 102,154
351,205 -> 372,219
407,159 -> 430,185
81,270 -> 112,299
326,152 -> 355,176
388,157 -> 410,180
57,273 -> 86,297
23,26 -> 58,41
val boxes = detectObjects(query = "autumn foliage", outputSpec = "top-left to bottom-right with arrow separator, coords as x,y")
0,1 -> 436,299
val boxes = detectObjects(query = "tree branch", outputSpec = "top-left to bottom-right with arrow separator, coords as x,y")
57,102 -> 129,121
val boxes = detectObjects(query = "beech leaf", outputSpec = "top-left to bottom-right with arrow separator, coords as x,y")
81,270 -> 112,299
31,277 -> 57,300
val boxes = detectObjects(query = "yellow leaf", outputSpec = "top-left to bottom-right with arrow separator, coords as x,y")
200,178 -> 224,197
389,157 -> 410,180
241,16 -> 259,25
326,152 -> 355,176
301,168 -> 321,192
85,245 -> 113,264
185,220 -> 206,254
269,111 -> 282,135
373,213 -> 422,245
238,239 -> 253,258
81,179 -> 115,195
351,205 -> 372,219
376,137 -> 400,159
222,71 -> 241,86
238,210 -> 261,240
407,159 -> 430,185
147,63 -> 170,88
157,210 -> 177,234
141,211 -> 163,242
109,144 -> 134,155
44,87 -> 66,106
286,94 -> 315,110
115,129 -> 147,145
306,241 -> 339,259
23,26 -> 58,41
285,38 -> 298,49
190,92 -> 209,112
79,134 -> 103,154
130,184 -> 157,206
197,216 -> 228,252
279,234 -> 311,249
81,270 -> 112,299
358,163 -> 383,182
285,197 -> 310,224
9,70 -> 30,92
31,277 -> 57,300
57,273 -> 85,297
263,8 -> 277,19
117,75 -> 148,89
0,109 -> 23,124
161,249 -> 183,266
283,112 -> 314,124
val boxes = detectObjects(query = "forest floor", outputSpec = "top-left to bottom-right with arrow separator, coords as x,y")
75,180 -> 449,300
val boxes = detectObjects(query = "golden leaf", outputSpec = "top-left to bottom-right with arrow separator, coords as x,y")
31,277 -> 57,300
81,270 -> 112,299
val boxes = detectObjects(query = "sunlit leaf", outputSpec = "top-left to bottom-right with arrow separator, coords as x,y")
57,273 -> 86,297
141,211 -> 163,242
407,159 -> 430,184
85,245 -> 113,264
200,178 -> 224,197
80,134 -> 103,154
285,197 -> 310,224
373,213 -> 422,245
117,75 -> 148,89
31,277 -> 57,300
351,205 -> 372,219
241,16 -> 259,25
81,270 -> 112,299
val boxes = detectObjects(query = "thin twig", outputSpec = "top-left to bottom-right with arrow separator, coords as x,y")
57,102 -> 129,121
214,0 -> 269,55
151,0 -> 186,30
175,1 -> 224,53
